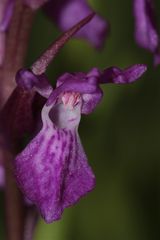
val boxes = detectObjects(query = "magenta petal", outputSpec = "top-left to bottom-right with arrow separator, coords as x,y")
14,103 -> 95,223
81,68 -> 103,114
47,74 -> 98,106
133,0 -> 159,52
44,0 -> 108,48
62,131 -> 95,209
100,64 -> 147,84
55,69 -> 102,114
16,69 -> 53,98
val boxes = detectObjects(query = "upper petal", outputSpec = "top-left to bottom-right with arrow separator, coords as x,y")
44,0 -> 108,48
47,72 -> 98,106
100,64 -> 147,84
54,69 -> 103,114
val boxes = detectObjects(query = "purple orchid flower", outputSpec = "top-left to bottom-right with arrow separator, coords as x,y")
14,63 -> 146,223
133,0 -> 160,65
0,12 -> 147,223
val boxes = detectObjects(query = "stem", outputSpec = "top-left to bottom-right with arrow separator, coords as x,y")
0,0 -> 34,108
4,150 -> 24,240
0,1 -> 35,240
23,207 -> 39,240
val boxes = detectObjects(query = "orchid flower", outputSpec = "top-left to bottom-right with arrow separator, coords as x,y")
0,1 -> 149,239
133,0 -> 160,65
0,11 -> 147,225
7,13 -> 147,222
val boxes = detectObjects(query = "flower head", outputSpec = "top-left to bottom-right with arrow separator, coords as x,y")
0,11 -> 146,223
14,63 -> 147,223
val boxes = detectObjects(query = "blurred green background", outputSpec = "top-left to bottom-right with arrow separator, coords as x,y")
1,0 -> 160,239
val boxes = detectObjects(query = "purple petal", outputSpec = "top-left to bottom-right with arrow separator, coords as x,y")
16,69 -> 53,98
100,64 -> 147,84
14,102 -> 95,223
24,0 -> 49,9
47,73 -> 98,106
59,131 -> 95,210
54,69 -> 103,114
44,0 -> 108,48
81,68 -> 103,114
133,0 -> 159,52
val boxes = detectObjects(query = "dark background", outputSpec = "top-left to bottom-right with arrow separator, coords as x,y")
1,0 -> 160,239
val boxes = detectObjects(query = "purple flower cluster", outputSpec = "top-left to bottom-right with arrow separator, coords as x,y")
13,63 -> 146,223
0,0 -> 150,228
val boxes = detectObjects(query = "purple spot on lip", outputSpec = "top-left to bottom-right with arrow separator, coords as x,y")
62,141 -> 67,151
69,118 -> 77,122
